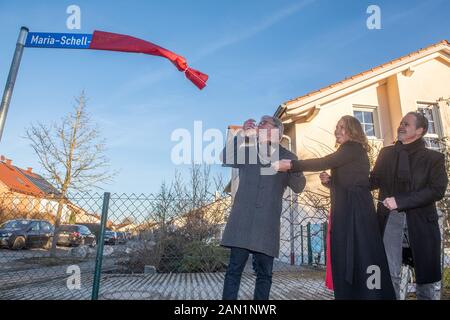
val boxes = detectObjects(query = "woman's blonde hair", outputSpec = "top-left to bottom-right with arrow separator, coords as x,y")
338,115 -> 370,152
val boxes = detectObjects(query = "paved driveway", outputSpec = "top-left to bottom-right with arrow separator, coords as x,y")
0,271 -> 334,300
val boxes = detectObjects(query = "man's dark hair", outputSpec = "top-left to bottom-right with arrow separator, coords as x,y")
407,111 -> 429,136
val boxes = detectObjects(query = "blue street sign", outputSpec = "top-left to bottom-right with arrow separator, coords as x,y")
25,32 -> 92,49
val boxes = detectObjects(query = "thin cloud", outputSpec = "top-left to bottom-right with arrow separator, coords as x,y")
195,0 -> 316,60
384,0 -> 445,26
102,0 -> 316,99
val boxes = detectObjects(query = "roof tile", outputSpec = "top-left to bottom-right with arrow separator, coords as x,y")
0,161 -> 43,197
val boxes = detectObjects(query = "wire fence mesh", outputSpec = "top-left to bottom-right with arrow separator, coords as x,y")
0,190 -> 448,300
0,193 -> 102,299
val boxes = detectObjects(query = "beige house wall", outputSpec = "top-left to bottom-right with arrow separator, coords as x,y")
0,186 -> 89,224
288,56 -> 450,192
395,58 -> 450,137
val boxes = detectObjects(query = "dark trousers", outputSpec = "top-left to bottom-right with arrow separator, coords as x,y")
222,247 -> 274,300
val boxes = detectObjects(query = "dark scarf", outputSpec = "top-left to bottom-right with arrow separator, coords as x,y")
393,138 -> 426,193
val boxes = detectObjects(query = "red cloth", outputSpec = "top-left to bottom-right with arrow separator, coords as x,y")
325,211 -> 334,290
89,30 -> 208,90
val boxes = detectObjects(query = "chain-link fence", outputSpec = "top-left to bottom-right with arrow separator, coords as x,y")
0,193 -> 102,299
0,191 -> 448,300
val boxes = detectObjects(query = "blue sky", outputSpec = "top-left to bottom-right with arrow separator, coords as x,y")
0,0 -> 449,194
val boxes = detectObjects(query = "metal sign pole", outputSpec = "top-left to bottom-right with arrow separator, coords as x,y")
0,26 -> 28,142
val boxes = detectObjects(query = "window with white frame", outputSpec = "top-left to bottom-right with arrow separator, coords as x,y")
353,106 -> 380,138
417,102 -> 443,151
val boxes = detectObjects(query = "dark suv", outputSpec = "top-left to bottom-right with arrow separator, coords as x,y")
56,224 -> 97,247
104,231 -> 118,245
0,219 -> 54,250
116,232 -> 127,244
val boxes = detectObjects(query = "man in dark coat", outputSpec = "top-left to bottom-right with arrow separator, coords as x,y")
370,111 -> 448,300
220,115 -> 305,300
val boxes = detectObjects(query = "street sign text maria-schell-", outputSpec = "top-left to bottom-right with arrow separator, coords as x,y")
25,32 -> 92,49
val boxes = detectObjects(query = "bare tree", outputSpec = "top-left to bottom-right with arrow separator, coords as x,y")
25,91 -> 115,256
136,164 -> 227,272
177,164 -> 227,242
120,216 -> 135,226
145,164 -> 226,242
152,181 -> 177,237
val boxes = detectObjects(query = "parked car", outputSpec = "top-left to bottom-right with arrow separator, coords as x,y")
116,231 -> 127,244
77,223 -> 101,241
56,224 -> 97,247
0,219 -> 54,250
125,232 -> 133,240
104,231 -> 118,245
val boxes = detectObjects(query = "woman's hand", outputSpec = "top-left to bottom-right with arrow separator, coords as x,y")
319,171 -> 331,185
272,160 -> 292,172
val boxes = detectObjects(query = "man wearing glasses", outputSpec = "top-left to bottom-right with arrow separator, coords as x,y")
220,115 -> 305,300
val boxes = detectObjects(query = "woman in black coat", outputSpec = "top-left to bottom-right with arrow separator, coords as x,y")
275,116 -> 395,300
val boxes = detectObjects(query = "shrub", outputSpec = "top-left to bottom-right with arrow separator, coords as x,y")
124,242 -> 160,273
180,241 -> 229,273
443,267 -> 450,300
157,234 -> 186,273
122,234 -> 229,274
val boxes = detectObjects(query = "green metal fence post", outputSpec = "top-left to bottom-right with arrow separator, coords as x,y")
300,225 -> 304,264
307,222 -> 312,265
91,192 -> 110,300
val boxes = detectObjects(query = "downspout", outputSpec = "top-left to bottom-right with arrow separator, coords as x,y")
281,133 -> 296,265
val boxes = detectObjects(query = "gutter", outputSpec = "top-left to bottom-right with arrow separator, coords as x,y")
274,103 -> 287,119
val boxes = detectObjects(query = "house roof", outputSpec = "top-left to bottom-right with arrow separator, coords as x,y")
0,160 -> 43,197
0,157 -> 60,197
276,39 -> 450,119
16,168 -> 61,196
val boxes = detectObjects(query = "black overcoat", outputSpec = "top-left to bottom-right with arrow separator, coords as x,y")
370,142 -> 448,284
291,141 -> 395,299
